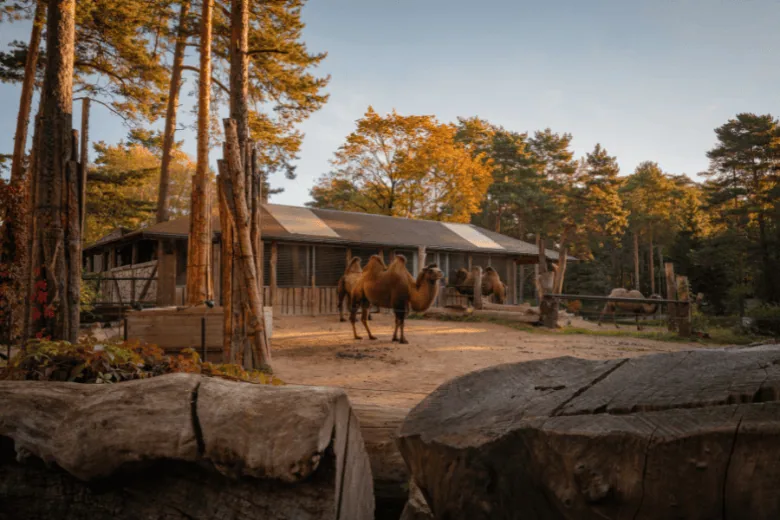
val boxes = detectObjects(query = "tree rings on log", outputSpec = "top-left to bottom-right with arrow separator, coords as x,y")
0,374 -> 374,519
398,345 -> 780,520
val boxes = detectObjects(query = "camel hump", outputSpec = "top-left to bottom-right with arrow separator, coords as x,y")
484,266 -> 495,274
394,254 -> 407,265
345,256 -> 362,273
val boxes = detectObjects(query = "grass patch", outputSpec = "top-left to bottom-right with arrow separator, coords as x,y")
417,312 -> 771,346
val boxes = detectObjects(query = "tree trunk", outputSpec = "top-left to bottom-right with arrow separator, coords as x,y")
186,0 -> 213,306
27,0 -> 80,342
79,98 -> 90,237
553,246 -> 568,294
10,0 -> 45,186
633,231 -> 640,291
230,0 -> 250,149
648,230 -> 655,294
156,0 -> 191,223
218,120 -> 270,369
398,346 -> 780,520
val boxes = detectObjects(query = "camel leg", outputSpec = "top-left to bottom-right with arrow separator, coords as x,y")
361,304 -> 377,340
613,308 -> 620,329
598,304 -> 608,327
636,313 -> 641,331
398,309 -> 408,345
392,315 -> 400,342
338,291 -> 347,322
349,300 -> 361,340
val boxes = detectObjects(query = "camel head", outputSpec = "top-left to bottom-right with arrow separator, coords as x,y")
420,263 -> 444,285
452,268 -> 470,286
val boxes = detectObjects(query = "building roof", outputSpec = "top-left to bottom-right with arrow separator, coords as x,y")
85,203 -> 567,260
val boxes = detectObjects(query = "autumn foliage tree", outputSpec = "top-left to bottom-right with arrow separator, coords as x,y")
309,107 -> 492,222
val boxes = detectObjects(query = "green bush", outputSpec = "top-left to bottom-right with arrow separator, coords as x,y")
747,305 -> 780,336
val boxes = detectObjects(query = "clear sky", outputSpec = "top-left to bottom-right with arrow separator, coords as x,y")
1,0 -> 778,206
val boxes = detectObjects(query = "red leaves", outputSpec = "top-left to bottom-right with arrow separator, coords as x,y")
43,306 -> 55,319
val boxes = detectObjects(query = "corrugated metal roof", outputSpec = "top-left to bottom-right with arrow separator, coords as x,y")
266,205 -> 339,238
85,204 -> 563,260
441,222 -> 505,250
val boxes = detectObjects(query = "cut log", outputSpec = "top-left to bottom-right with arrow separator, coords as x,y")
398,345 -> 780,520
0,374 -> 374,519
352,404 -> 410,519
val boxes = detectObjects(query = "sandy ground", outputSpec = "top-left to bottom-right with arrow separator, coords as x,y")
271,313 -> 702,408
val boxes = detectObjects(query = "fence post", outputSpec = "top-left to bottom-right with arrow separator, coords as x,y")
471,266 -> 483,310
541,294 -> 559,329
201,317 -> 206,361
665,263 -> 677,332
270,242 -> 278,309
676,275 -> 692,337
311,246 -> 317,317
123,318 -> 128,341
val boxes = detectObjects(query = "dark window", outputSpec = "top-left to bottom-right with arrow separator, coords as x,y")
136,239 -> 156,264
315,246 -> 347,286
117,244 -> 133,266
176,240 -> 187,286
277,244 -> 310,287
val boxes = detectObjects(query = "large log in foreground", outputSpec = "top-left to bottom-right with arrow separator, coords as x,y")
0,374 -> 374,519
398,345 -> 780,520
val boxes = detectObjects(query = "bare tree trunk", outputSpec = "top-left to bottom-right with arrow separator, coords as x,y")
10,0 -> 45,186
79,98 -> 90,237
156,0 -> 191,223
230,0 -> 250,149
27,0 -> 81,342
218,122 -> 271,369
648,230 -> 655,295
633,231 -> 640,291
218,0 -> 270,369
185,0 -> 212,306
553,246 -> 569,294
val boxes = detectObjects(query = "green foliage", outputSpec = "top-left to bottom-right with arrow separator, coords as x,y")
747,305 -> 780,336
0,337 -> 284,385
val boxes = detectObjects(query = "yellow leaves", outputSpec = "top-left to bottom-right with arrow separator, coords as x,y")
313,107 -> 492,223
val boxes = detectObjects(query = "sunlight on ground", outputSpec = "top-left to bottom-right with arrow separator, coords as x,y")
429,345 -> 501,352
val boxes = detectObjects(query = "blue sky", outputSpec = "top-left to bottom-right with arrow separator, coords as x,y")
1,0 -> 779,205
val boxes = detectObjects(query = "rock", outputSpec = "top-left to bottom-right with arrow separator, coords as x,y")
0,374 -> 374,519
397,346 -> 780,520
399,480 -> 434,520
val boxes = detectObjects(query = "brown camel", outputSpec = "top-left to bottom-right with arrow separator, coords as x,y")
452,266 -> 506,304
350,255 -> 443,344
598,288 -> 662,330
337,257 -> 373,322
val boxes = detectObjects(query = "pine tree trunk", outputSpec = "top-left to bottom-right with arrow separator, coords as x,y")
230,0 -> 250,149
10,0 -> 45,186
219,0 -> 270,369
633,231 -> 640,291
186,0 -> 212,306
648,231 -> 655,295
156,0 -> 191,223
79,98 -> 90,237
553,245 -> 568,294
27,0 -> 81,342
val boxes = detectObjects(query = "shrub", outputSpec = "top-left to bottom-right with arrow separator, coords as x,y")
565,300 -> 582,314
747,305 -> 780,337
0,338 -> 283,385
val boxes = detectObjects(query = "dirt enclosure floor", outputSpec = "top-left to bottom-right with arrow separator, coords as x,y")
271,313 -> 701,409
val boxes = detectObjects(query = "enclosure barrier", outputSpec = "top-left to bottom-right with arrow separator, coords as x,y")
541,291 -> 692,337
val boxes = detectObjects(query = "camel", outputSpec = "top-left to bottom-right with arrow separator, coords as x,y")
350,255 -> 443,344
598,288 -> 662,330
337,257 -> 372,322
452,266 -> 506,304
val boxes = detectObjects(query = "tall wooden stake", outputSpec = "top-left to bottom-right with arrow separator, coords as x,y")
665,262 -> 677,332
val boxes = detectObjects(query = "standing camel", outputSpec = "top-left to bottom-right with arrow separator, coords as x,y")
452,266 -> 506,304
337,257 -> 370,322
598,288 -> 662,330
350,255 -> 443,344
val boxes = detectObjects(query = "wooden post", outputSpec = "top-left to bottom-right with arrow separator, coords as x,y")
541,295 -> 559,329
468,254 -> 473,270
418,246 -> 426,273
201,316 -> 207,361
270,242 -> 278,308
346,248 -> 352,263
157,239 -> 177,306
472,266 -> 483,310
533,264 -> 539,305
676,275 -> 692,337
311,246 -> 317,317
665,263 -> 677,332
519,264 -> 525,304
508,259 -> 516,305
